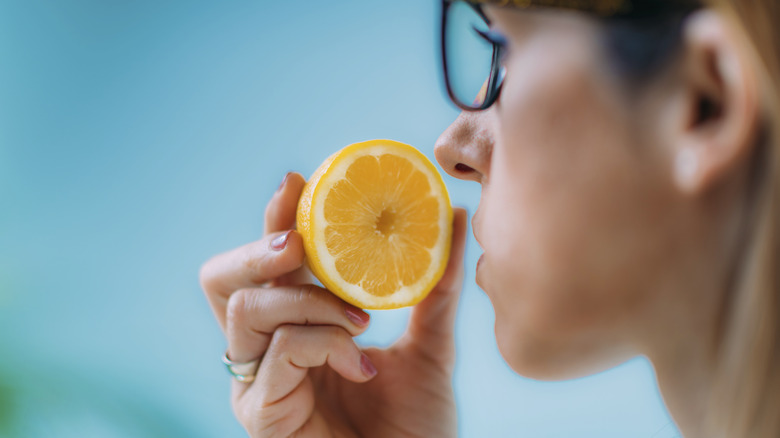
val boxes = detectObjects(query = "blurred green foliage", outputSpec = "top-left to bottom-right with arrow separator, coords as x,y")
0,357 -> 208,438
0,376 -> 18,437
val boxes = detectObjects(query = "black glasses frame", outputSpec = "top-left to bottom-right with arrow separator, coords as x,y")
441,0 -> 504,112
440,0 -> 702,112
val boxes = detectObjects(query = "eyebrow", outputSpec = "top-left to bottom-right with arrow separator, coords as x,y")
463,0 -> 701,18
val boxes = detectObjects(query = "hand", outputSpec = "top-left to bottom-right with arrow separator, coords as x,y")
200,172 -> 468,438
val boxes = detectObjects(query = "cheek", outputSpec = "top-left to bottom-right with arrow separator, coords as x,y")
482,148 -> 643,379
482,67 -> 624,324
477,48 -> 661,378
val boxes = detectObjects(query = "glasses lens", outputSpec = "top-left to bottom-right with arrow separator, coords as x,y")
444,1 -> 498,109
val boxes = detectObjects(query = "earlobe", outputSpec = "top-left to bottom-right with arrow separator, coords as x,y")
672,10 -> 760,196
674,147 -> 700,193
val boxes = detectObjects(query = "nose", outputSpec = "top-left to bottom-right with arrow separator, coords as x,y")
434,109 -> 493,184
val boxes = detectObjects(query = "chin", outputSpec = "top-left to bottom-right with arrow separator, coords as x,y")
495,331 -> 574,381
494,318 -> 624,382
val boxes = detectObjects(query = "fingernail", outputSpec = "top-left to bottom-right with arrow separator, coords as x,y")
345,305 -> 370,327
270,231 -> 292,251
277,172 -> 292,192
360,353 -> 378,378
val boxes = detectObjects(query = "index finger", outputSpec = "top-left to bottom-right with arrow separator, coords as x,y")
200,230 -> 305,330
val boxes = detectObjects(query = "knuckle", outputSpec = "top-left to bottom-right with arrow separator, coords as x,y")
198,258 -> 217,294
242,246 -> 276,286
236,403 -> 277,438
242,251 -> 265,285
226,289 -> 251,329
254,406 -> 287,438
328,325 -> 351,344
270,324 -> 298,350
299,284 -> 317,303
295,284 -> 326,307
253,289 -> 274,313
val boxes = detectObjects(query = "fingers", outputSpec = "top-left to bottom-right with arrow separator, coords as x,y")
234,325 -> 376,437
237,375 -> 317,438
245,325 -> 376,404
226,285 -> 370,363
265,172 -> 305,235
200,172 -> 307,331
200,231 -> 305,331
406,207 -> 468,359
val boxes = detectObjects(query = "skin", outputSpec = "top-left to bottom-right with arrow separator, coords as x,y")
200,5 -> 761,438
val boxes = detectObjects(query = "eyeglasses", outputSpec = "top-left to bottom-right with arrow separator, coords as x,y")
440,0 -> 702,112
441,0 -> 505,112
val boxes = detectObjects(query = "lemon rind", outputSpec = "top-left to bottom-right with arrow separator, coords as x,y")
302,139 -> 453,310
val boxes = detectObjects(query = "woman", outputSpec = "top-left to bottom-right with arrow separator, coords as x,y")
199,0 -> 780,436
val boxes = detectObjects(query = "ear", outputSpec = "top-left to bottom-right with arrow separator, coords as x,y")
671,10 -> 760,195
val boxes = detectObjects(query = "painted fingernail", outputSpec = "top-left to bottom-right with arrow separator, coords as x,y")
277,172 -> 292,192
360,353 -> 378,378
345,305 -> 370,327
270,231 -> 292,251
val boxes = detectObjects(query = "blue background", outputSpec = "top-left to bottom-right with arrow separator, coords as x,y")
0,0 -> 680,437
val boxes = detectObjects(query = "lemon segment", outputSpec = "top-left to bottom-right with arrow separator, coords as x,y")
296,139 -> 453,310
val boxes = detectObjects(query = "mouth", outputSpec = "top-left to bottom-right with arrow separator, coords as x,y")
473,209 -> 487,289
471,210 -> 484,249
475,253 -> 487,293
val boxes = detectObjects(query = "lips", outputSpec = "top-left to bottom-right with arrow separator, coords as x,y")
475,253 -> 487,293
471,209 -> 484,249
472,209 -> 488,290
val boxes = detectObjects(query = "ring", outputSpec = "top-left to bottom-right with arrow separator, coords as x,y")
222,352 -> 261,383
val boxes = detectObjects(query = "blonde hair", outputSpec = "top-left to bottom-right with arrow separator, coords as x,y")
705,0 -> 780,436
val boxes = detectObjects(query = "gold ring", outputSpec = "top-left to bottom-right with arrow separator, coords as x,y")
222,352 -> 261,383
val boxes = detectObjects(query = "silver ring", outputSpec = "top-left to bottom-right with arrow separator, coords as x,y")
222,352 -> 261,383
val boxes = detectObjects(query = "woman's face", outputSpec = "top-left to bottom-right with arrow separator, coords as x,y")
435,7 -> 688,380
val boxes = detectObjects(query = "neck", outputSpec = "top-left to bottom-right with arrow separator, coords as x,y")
646,265 -> 726,438
644,250 -> 728,438
649,171 -> 750,438
653,336 -> 717,438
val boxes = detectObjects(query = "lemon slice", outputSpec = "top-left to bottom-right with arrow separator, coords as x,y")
296,139 -> 453,310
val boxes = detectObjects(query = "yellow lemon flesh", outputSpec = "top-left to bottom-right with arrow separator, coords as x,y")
296,139 -> 453,310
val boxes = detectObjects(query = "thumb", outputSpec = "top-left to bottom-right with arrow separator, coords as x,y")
405,207 -> 468,359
